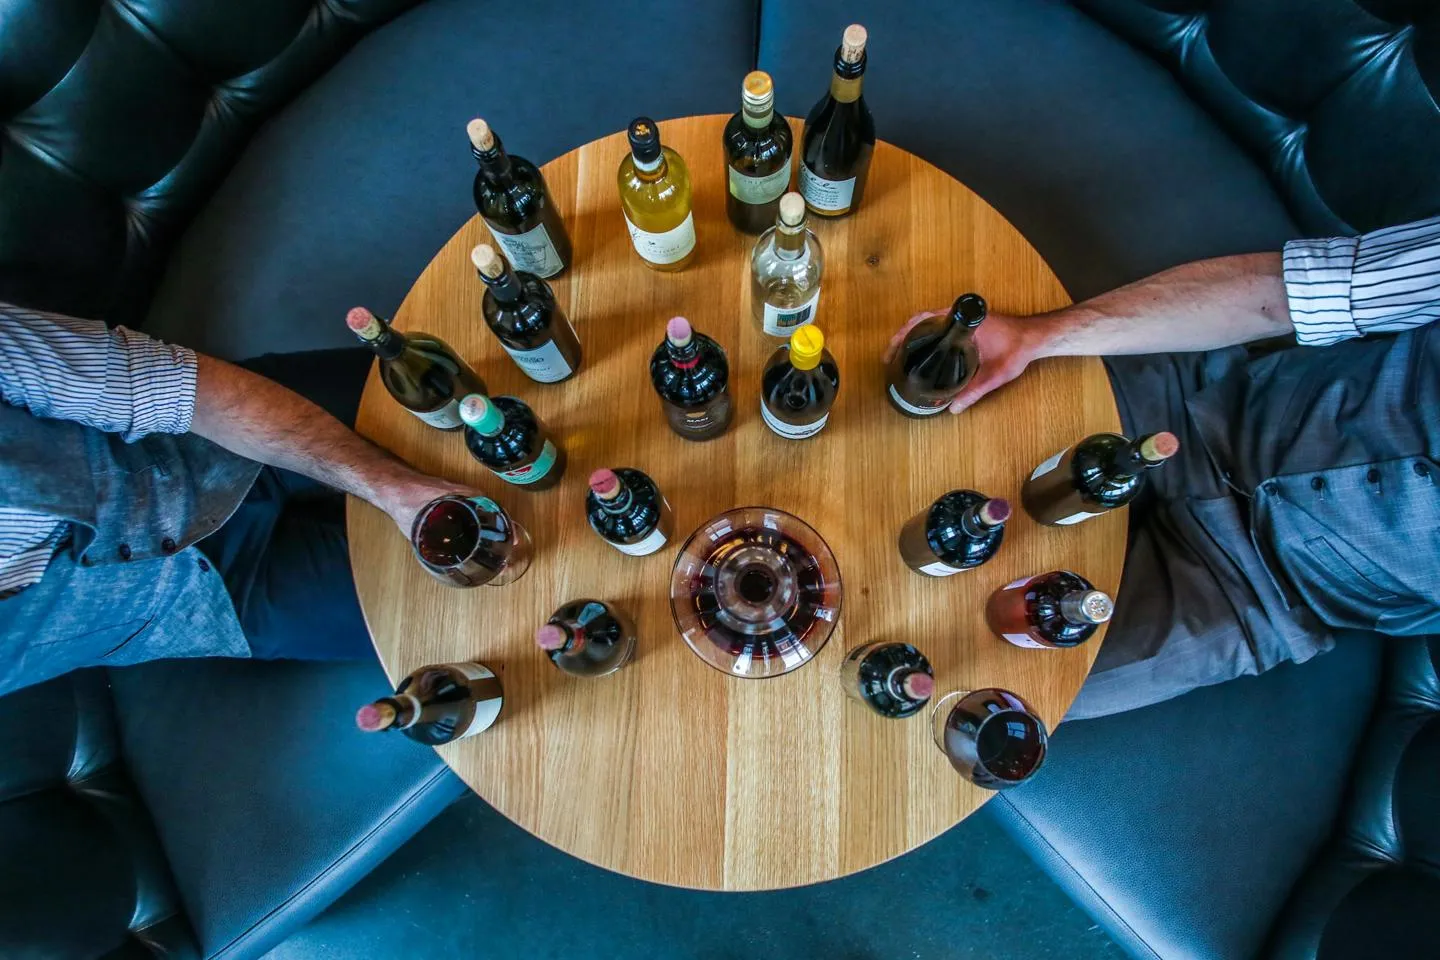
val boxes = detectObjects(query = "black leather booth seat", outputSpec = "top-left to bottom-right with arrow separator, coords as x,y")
0,0 -> 422,324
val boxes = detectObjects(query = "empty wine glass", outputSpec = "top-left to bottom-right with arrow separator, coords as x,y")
931,688 -> 1048,789
409,494 -> 532,588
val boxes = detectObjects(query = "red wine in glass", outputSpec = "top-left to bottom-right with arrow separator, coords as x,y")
931,688 -> 1048,789
410,494 -> 532,587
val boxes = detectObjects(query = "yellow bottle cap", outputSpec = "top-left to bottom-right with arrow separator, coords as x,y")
789,325 -> 825,369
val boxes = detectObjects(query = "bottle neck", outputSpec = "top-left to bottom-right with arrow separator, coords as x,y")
667,338 -> 701,369
482,265 -> 524,303
886,668 -> 929,703
387,694 -> 422,729
829,53 -> 865,104
958,503 -> 998,539
1106,439 -> 1150,480
632,151 -> 668,183
1058,590 -> 1109,626
555,623 -> 587,654
774,222 -> 807,260
473,141 -> 514,182
369,326 -> 406,360
742,98 -> 774,130
598,484 -> 636,515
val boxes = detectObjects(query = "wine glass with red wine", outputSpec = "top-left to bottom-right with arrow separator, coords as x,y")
670,506 -> 842,679
409,494 -> 532,588
931,688 -> 1048,789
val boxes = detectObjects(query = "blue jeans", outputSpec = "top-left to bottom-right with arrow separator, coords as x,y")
198,348 -> 376,661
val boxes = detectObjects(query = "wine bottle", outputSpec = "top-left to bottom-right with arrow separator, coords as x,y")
840,642 -> 934,718
724,70 -> 794,233
751,192 -> 824,338
346,307 -> 486,431
760,325 -> 839,440
799,24 -> 875,218
649,316 -> 732,441
355,661 -> 503,745
471,244 -> 582,384
986,571 -> 1114,649
468,118 -> 572,279
460,394 -> 566,490
411,494 -> 531,588
617,117 -> 696,271
898,491 -> 1009,577
885,293 -> 986,418
536,599 -> 637,678
1022,431 -> 1180,526
587,467 -> 673,557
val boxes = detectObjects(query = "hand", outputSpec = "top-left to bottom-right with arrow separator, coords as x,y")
885,308 -> 1048,414
373,472 -> 485,538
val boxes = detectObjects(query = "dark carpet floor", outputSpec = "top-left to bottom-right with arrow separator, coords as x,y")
264,792 -> 1120,960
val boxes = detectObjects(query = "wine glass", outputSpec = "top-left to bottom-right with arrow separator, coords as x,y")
931,688 -> 1048,789
409,494 -> 532,588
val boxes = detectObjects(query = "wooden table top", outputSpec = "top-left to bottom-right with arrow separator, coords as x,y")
348,114 -> 1124,891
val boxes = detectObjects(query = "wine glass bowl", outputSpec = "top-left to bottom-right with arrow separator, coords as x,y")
931,688 -> 1049,790
410,494 -> 532,588
670,506 -> 842,678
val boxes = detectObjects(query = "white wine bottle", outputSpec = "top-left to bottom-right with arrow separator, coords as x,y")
799,24 -> 875,217
617,117 -> 696,271
750,192 -> 824,338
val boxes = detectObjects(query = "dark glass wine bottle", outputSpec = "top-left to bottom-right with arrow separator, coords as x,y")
468,118 -> 571,279
471,244 -> 582,384
885,293 -> 986,419
1022,431 -> 1180,526
649,316 -> 732,441
586,467 -> 673,557
355,661 -> 503,745
346,307 -> 486,431
986,571 -> 1114,649
536,599 -> 637,678
898,491 -> 1009,577
724,70 -> 794,233
460,394 -> 566,490
840,641 -> 934,718
799,24 -> 875,218
760,325 -> 839,440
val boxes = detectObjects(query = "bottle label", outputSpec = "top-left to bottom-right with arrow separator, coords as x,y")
762,288 -> 820,337
760,400 -> 828,439
489,222 -> 564,278
728,163 -> 791,205
502,338 -> 573,383
798,164 -> 856,213
612,526 -> 668,557
918,559 -> 964,577
1030,448 -> 1068,480
498,440 -> 558,485
1002,633 -> 1051,650
888,384 -> 947,416
624,212 -> 696,265
451,662 -> 504,738
410,398 -> 463,429
1054,510 -> 1104,526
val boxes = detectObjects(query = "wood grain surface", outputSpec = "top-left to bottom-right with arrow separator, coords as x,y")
347,114 -> 1123,891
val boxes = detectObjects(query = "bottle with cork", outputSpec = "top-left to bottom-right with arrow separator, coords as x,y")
799,24 -> 875,217
649,317 -> 732,441
536,600 -> 637,679
356,661 -> 504,745
751,191 -> 824,338
898,491 -> 1010,577
586,467 -> 673,557
468,118 -> 571,278
1022,431 -> 1180,526
841,642 -> 935,719
471,243 -> 582,384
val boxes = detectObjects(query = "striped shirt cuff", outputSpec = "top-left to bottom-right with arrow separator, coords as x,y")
115,325 -> 198,437
1282,236 -> 1361,346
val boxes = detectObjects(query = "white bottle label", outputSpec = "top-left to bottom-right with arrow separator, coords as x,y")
497,440 -> 558,485
798,164 -> 856,212
411,398 -> 463,429
1030,448 -> 1068,480
888,383 -> 946,416
612,526 -> 668,557
489,222 -> 564,278
918,559 -> 964,577
729,163 -> 791,205
502,338 -> 573,383
761,400 -> 828,439
1002,633 -> 1051,650
763,288 -> 820,337
451,662 -> 503,738
624,212 -> 696,265
1054,510 -> 1104,526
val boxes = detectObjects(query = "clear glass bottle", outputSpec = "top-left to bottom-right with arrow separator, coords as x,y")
617,116 -> 696,272
750,192 -> 824,338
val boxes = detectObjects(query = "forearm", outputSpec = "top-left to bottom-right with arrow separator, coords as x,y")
1031,252 -> 1290,358
190,354 -> 443,518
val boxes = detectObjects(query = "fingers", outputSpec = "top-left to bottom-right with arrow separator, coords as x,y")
949,365 -> 1016,414
883,309 -> 946,363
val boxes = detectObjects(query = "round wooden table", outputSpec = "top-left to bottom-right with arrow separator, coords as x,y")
348,114 -> 1123,891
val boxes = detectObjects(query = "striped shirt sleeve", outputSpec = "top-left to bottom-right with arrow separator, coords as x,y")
0,304 -> 198,441
1283,215 -> 1440,346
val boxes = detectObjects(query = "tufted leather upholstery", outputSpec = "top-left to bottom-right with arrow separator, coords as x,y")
1266,636 -> 1440,958
0,0 -> 422,324
0,669 -> 199,957
1073,0 -> 1440,235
